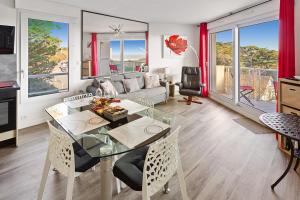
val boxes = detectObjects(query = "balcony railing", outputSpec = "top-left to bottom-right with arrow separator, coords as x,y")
216,65 -> 278,104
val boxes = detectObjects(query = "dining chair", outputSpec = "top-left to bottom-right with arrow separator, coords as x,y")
113,127 -> 189,200
37,121 -> 100,200
63,93 -> 93,102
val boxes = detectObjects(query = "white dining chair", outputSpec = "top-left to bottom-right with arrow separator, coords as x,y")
63,93 -> 93,102
37,121 -> 100,200
113,127 -> 189,200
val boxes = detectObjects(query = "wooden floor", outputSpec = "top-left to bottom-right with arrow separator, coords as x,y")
1,97 -> 299,200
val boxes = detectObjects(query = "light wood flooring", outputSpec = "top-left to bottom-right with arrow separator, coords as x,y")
1,97 -> 300,200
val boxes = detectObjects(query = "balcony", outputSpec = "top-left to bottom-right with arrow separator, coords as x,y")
216,65 -> 277,113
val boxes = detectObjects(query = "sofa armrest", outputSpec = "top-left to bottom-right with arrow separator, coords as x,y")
160,80 -> 169,98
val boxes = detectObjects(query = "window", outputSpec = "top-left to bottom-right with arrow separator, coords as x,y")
109,40 -> 121,71
210,30 -> 233,99
209,19 -> 279,113
28,18 -> 69,97
108,39 -> 146,73
239,20 -> 279,112
123,40 -> 146,72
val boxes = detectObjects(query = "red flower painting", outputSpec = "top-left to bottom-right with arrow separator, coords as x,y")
165,35 -> 188,55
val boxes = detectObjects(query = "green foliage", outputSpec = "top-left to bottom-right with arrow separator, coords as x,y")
216,42 -> 278,69
28,19 -> 62,75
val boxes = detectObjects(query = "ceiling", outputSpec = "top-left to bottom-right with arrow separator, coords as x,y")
83,11 -> 148,33
48,0 -> 264,24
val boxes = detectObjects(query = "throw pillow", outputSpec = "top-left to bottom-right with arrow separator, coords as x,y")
112,81 -> 125,94
100,80 -> 118,96
144,73 -> 161,89
123,78 -> 140,93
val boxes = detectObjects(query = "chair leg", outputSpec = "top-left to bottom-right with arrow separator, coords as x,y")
178,96 -> 202,105
177,157 -> 189,200
37,157 -> 51,200
66,174 -> 75,200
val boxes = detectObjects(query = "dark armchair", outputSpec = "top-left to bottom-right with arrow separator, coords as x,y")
175,66 -> 205,105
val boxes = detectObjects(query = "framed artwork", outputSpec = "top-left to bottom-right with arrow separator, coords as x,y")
163,35 -> 188,58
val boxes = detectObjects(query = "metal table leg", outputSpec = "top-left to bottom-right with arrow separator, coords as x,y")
271,138 -> 294,190
100,157 -> 113,200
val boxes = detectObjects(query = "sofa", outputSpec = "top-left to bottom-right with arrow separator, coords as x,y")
86,72 -> 169,104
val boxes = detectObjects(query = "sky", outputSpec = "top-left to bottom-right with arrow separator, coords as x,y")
110,40 -> 145,59
50,22 -> 69,48
216,20 -> 279,50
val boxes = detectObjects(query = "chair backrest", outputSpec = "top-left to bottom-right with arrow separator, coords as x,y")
130,95 -> 154,118
142,127 -> 180,197
181,66 -> 201,90
63,93 -> 93,102
47,121 -> 75,176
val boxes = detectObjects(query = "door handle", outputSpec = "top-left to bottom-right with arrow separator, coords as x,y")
289,88 -> 296,91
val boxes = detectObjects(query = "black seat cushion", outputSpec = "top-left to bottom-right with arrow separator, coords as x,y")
73,142 -> 100,173
113,146 -> 149,191
179,88 -> 202,96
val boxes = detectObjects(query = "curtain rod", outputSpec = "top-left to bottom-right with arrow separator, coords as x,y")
197,0 -> 273,26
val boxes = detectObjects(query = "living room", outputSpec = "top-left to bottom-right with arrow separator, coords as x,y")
0,0 -> 300,199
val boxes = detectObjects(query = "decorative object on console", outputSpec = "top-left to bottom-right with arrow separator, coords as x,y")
144,73 -> 161,89
163,35 -> 187,58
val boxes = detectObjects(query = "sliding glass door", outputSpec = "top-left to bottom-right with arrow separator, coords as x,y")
209,19 -> 279,113
239,20 -> 279,112
210,30 -> 234,99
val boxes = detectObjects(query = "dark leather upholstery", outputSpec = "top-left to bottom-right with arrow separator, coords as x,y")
73,142 -> 100,172
113,146 -> 149,191
176,66 -> 204,97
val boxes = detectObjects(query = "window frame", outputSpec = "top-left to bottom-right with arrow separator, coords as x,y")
208,15 -> 279,116
20,10 -> 73,103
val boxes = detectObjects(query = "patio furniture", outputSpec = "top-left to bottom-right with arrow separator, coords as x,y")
113,127 -> 189,200
259,113 -> 300,190
176,66 -> 205,105
109,64 -> 118,74
240,85 -> 254,106
45,98 -> 175,200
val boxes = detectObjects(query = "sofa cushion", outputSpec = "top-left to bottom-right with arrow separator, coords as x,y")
124,73 -> 145,89
112,81 -> 125,94
144,73 -> 160,89
111,74 -> 124,82
100,80 -> 118,96
123,78 -> 140,93
92,78 -> 104,88
135,86 -> 166,97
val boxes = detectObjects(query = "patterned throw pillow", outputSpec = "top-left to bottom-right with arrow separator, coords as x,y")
123,78 -> 141,93
100,80 -> 118,96
144,73 -> 161,89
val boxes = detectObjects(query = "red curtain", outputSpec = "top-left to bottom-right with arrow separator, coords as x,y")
145,31 -> 149,65
91,33 -> 98,76
278,0 -> 295,78
199,23 -> 208,97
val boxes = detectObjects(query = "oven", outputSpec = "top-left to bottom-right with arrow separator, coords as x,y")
0,87 -> 17,133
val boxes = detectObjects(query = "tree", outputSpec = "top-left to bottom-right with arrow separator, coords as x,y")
28,19 -> 62,75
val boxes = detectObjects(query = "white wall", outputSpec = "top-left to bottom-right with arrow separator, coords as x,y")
148,23 -> 199,83
9,0 -> 198,129
295,0 -> 300,75
0,0 -> 16,25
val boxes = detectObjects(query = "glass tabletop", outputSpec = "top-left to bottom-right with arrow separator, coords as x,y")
46,99 -> 175,158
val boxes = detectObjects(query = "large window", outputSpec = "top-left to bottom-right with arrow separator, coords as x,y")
210,19 -> 279,113
124,40 -> 146,72
239,20 -> 278,112
211,30 -> 233,99
109,39 -> 146,73
28,19 -> 69,97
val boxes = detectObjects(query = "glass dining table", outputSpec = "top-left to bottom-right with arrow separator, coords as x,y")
45,99 -> 175,200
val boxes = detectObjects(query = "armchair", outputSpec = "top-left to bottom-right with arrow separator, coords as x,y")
175,66 -> 205,105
